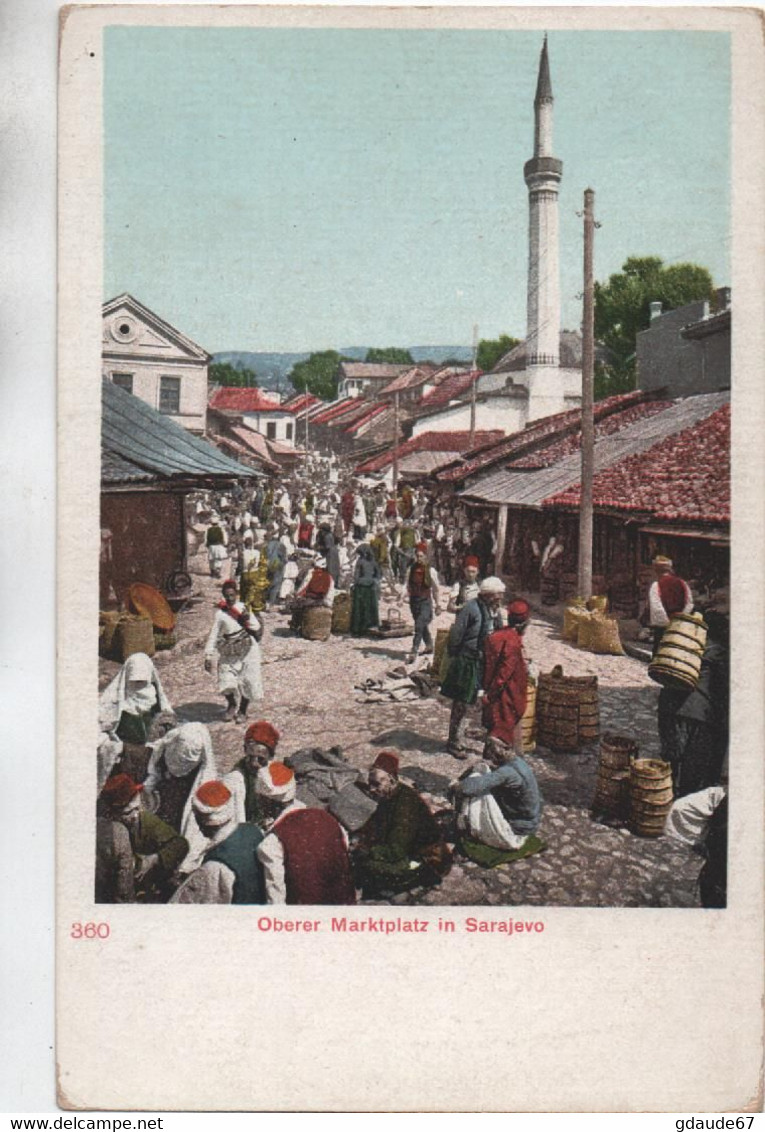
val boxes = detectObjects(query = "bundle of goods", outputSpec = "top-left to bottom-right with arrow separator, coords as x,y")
629,758 -> 673,838
536,666 -> 599,752
521,680 -> 537,754
301,604 -> 333,642
368,607 -> 410,639
577,611 -> 625,656
648,612 -> 708,691
331,591 -> 352,635
591,734 -> 638,821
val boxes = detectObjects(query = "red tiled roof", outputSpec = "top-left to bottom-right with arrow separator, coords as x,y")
310,398 -> 358,426
509,400 -> 673,469
343,403 -> 389,435
209,387 -> 285,413
378,364 -> 441,396
436,390 -> 654,483
282,392 -> 322,414
543,404 -> 730,524
355,429 -> 504,475
418,369 -> 481,410
229,426 -> 280,471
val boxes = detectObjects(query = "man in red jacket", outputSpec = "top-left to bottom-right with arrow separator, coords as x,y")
641,555 -> 693,655
480,599 -> 531,756
255,762 -> 356,905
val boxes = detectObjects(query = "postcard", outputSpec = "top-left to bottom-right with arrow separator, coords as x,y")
57,4 -> 764,1111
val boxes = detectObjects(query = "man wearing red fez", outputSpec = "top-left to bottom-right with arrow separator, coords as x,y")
98,774 -> 189,903
354,751 -> 452,897
640,555 -> 694,656
204,579 -> 264,723
255,763 -> 356,905
405,542 -> 441,664
171,780 -> 266,905
479,598 -> 532,752
223,720 -> 281,826
447,554 -> 482,614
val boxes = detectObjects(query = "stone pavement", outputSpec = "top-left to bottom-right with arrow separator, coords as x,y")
100,556 -> 703,908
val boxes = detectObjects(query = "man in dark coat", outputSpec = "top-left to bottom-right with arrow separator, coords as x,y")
99,774 -> 189,902
441,576 -> 505,758
354,751 -> 452,896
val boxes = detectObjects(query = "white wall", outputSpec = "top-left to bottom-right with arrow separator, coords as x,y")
103,360 -> 208,432
411,397 -> 527,438
242,410 -> 296,446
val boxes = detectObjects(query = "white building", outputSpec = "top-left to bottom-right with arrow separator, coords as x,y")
208,386 -> 298,447
102,293 -> 210,434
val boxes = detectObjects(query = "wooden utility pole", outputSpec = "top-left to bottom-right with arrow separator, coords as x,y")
577,187 -> 596,600
469,323 -> 479,444
392,390 -> 400,493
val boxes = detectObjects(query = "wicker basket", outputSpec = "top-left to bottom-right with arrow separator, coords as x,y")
127,582 -> 176,631
592,768 -> 631,820
629,758 -> 673,837
153,627 -> 178,651
302,605 -> 333,642
113,615 -> 155,661
537,667 -> 599,752
331,592 -> 352,635
599,733 -> 638,770
649,613 -> 708,690
99,611 -> 123,657
521,682 -> 537,753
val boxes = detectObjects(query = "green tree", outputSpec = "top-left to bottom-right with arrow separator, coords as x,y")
476,334 -> 521,373
289,351 -> 346,401
209,361 -> 259,388
365,347 -> 415,365
594,256 -> 714,398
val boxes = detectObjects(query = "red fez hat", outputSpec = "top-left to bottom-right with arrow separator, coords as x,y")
195,780 -> 232,808
101,774 -> 143,808
415,541 -> 428,553
371,750 -> 400,777
507,599 -> 531,623
464,555 -> 480,568
245,720 -> 280,750
221,579 -> 238,591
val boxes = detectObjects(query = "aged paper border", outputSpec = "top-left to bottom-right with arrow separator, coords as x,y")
58,5 -> 764,1112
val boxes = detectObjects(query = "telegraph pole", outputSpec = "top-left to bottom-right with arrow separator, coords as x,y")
469,323 -> 479,444
392,390 -> 400,494
577,188 -> 595,600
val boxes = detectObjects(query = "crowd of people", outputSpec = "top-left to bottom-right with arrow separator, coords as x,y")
96,462 -> 729,907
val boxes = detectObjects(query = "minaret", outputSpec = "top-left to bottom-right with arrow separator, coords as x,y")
524,36 -> 562,377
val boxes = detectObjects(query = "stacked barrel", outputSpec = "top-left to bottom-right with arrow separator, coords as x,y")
649,612 -> 708,691
592,734 -> 637,821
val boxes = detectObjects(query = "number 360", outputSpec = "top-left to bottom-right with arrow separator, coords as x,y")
71,922 -> 110,939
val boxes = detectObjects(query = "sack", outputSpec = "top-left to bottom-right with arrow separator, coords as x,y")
563,603 -> 589,642
579,612 -> 624,656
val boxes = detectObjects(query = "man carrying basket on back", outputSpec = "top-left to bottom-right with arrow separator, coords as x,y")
641,555 -> 693,656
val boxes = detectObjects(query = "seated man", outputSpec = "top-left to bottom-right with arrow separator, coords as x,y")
354,751 -> 452,896
170,780 -> 266,905
223,720 -> 280,826
288,556 -> 336,634
452,736 -> 543,862
255,762 -> 356,905
99,773 -> 189,902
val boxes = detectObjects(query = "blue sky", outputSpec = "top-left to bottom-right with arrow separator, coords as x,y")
104,28 -> 730,353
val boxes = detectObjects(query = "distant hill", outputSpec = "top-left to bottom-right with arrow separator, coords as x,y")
212,345 -> 473,393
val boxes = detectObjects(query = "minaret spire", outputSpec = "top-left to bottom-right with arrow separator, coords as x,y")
524,35 -> 562,386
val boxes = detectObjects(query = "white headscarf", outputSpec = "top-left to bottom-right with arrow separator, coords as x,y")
98,652 -> 172,732
144,722 -> 217,873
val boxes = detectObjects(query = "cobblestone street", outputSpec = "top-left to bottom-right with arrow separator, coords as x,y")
100,553 -> 703,908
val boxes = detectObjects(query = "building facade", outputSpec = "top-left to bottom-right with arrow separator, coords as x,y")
102,294 -> 210,434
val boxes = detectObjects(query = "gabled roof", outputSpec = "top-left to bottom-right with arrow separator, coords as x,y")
437,389 -> 655,484
508,399 -> 672,469
102,293 -> 211,362
378,364 -> 440,396
102,379 -> 259,485
310,398 -> 358,426
209,387 -> 286,413
343,403 -> 390,435
355,429 -> 504,475
459,392 -> 729,508
417,369 -> 481,410
338,362 -> 411,381
543,402 -> 730,524
282,392 -> 322,415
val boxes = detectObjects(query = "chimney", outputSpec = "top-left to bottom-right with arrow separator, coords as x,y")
714,286 -> 731,312
649,301 -> 663,321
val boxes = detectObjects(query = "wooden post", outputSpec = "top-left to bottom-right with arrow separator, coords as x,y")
469,323 -> 478,444
392,390 -> 400,494
577,187 -> 595,600
495,503 -> 508,579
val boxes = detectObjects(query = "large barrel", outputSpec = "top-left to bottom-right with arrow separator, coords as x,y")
537,669 -> 600,752
629,758 -> 673,837
648,612 -> 708,690
521,682 -> 537,753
